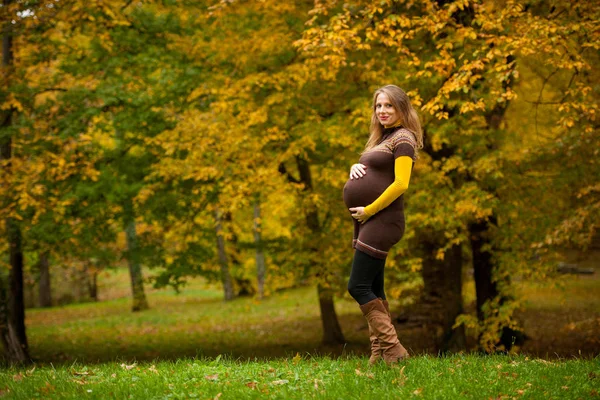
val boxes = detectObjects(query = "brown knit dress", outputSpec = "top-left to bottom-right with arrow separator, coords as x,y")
342,128 -> 417,259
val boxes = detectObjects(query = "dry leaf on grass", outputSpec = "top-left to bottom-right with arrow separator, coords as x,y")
354,369 -> 374,379
40,382 -> 55,394
271,380 -> 289,385
120,363 -> 137,370
205,374 -> 219,381
71,370 -> 93,376
245,382 -> 257,389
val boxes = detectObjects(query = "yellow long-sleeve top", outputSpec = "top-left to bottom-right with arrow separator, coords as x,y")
363,155 -> 413,217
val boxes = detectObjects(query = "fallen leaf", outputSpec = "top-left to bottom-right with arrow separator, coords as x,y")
394,365 -> 407,385
111,374 -> 117,378
271,380 -> 289,385
71,370 -> 93,376
392,377 -> 406,386
120,363 -> 137,370
354,368 -> 374,378
562,386 -> 569,390
214,393 -> 222,400
40,382 -> 54,394
517,389 -> 524,395
148,365 -> 159,375
413,388 -> 423,395
246,382 -> 257,389
12,374 -> 23,382
292,353 -> 302,364
205,374 -> 219,381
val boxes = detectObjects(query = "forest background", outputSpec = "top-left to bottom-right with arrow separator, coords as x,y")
1,0 -> 599,364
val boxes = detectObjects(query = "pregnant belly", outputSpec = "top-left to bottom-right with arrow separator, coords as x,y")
343,174 -> 391,208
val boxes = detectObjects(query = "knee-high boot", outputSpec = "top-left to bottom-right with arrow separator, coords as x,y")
361,298 -> 409,364
367,299 -> 391,364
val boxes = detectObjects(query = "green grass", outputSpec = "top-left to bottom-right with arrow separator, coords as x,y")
2,355 -> 598,399
6,266 -> 600,398
24,267 -> 600,364
24,281 -> 370,363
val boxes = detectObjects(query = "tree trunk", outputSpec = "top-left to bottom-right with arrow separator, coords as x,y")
470,218 -> 523,350
38,252 -> 52,308
421,241 -> 466,352
470,61 -> 523,351
88,265 -> 98,302
0,270 -> 29,364
0,0 -> 31,363
214,209 -> 234,301
123,199 -> 149,312
296,156 -> 345,344
317,285 -> 345,345
253,201 -> 266,299
470,220 -> 498,322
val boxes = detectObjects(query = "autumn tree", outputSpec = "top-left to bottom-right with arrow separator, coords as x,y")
297,0 -> 600,351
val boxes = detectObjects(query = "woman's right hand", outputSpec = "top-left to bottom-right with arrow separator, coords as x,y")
349,163 -> 367,180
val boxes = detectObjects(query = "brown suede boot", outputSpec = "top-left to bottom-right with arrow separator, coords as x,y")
368,299 -> 391,365
360,298 -> 409,365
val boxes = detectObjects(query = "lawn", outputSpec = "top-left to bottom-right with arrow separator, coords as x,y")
2,355 -> 598,399
2,265 -> 599,399
20,264 -> 600,364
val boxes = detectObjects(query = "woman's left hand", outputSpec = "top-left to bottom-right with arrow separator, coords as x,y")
349,207 -> 370,224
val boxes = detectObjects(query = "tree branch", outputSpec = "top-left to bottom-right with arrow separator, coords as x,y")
278,162 -> 300,184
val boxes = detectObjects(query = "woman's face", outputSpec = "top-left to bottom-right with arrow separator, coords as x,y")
375,93 -> 400,127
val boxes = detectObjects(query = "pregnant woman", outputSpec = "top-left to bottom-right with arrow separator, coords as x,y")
343,84 -> 423,365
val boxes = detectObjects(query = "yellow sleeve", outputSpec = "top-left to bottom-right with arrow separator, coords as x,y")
363,156 -> 413,217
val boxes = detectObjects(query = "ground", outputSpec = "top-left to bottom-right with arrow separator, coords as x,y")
18,251 -> 600,364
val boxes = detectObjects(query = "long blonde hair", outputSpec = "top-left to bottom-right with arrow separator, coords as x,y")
364,85 -> 424,152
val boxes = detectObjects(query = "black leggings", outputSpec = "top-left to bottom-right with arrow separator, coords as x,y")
347,249 -> 386,305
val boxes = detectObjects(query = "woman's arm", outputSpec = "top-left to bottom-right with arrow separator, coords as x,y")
363,156 -> 413,217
